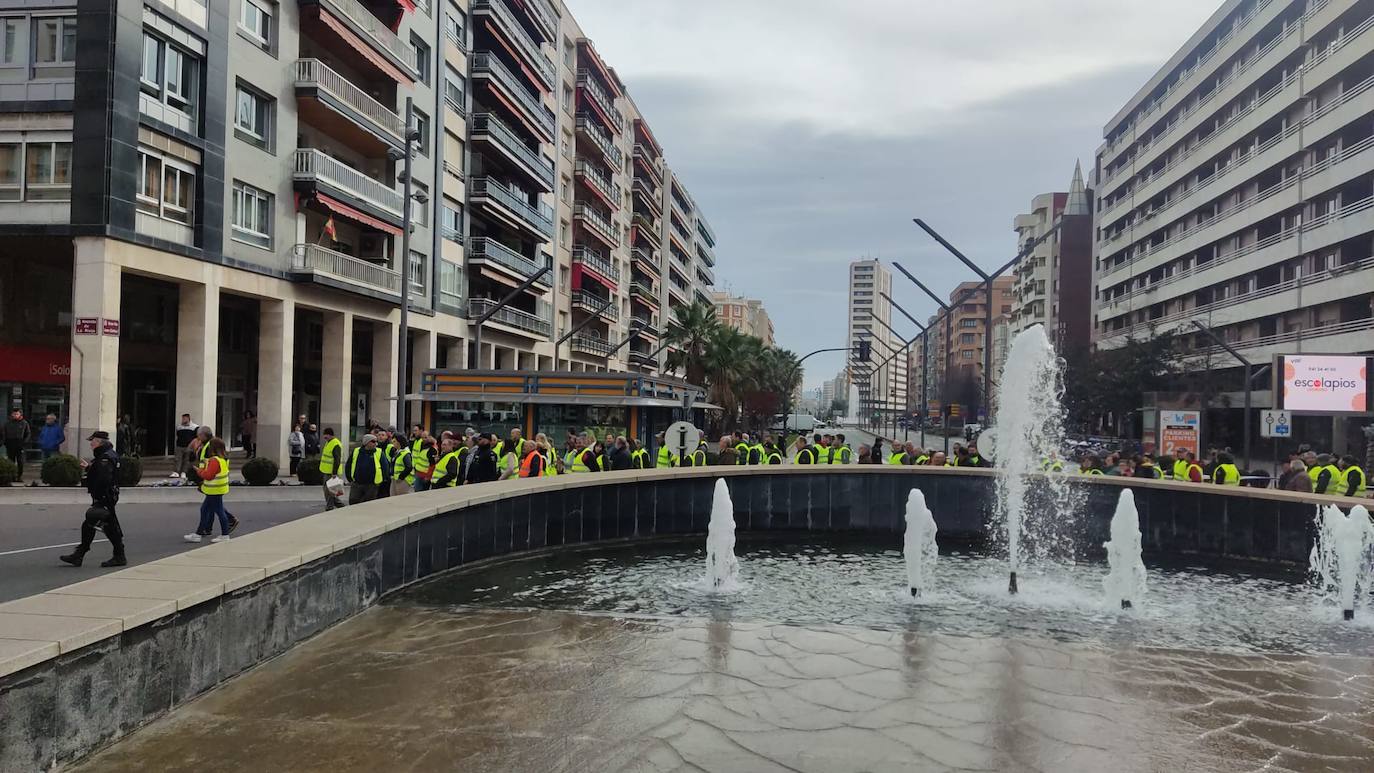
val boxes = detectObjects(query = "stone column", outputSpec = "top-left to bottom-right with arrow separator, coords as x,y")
256,298 -> 295,471
68,238 -> 121,453
175,281 -> 220,435
409,329 -> 437,431
445,338 -> 465,372
320,310 -> 353,445
370,319 -> 397,430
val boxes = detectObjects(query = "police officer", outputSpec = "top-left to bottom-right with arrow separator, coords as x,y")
59,431 -> 127,568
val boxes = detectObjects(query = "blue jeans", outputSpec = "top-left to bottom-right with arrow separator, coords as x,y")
198,494 -> 230,535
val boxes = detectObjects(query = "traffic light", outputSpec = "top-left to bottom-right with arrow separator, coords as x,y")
855,340 -> 871,362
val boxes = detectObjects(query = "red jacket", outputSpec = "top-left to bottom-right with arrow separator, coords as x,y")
197,458 -> 223,482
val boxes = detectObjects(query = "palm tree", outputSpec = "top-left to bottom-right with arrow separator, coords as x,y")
663,300 -> 719,386
704,326 -> 754,428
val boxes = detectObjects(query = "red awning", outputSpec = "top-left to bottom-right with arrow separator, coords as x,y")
318,8 -> 411,84
311,192 -> 403,236
395,0 -> 417,12
483,20 -> 548,94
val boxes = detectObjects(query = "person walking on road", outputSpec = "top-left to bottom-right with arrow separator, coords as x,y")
172,414 -> 198,480
38,414 -> 64,460
319,427 -> 346,509
4,408 -> 31,481
185,438 -> 237,543
60,431 -> 126,567
345,434 -> 386,504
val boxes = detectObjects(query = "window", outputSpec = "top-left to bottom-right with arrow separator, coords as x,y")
444,9 -> 466,49
412,181 -> 429,227
137,150 -> 195,223
238,0 -> 272,47
562,83 -> 574,115
0,18 -> 21,65
412,36 -> 430,84
231,181 -> 272,248
444,64 -> 465,113
441,202 -> 463,241
563,37 -> 574,68
234,85 -> 273,148
23,142 -> 72,200
413,109 -> 430,155
960,319 -> 978,328
33,17 -> 76,65
408,251 -> 428,295
141,32 -> 202,123
0,143 -> 18,200
961,350 -> 975,359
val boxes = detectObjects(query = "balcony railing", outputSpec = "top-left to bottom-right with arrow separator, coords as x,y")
572,291 -> 619,321
570,334 -> 615,357
466,298 -> 553,338
472,0 -> 555,89
471,52 -> 555,139
469,177 -> 554,236
574,160 -> 621,207
291,243 -> 401,296
632,212 -> 660,244
516,0 -> 557,42
630,280 -> 659,305
633,144 -> 663,183
468,237 -> 552,286
574,203 -> 619,247
318,0 -> 419,74
1191,318 -> 1374,359
575,113 -> 622,166
571,245 -> 620,282
471,113 -> 554,189
697,242 -> 715,267
293,149 -> 403,217
575,69 -> 624,131
631,247 -> 660,275
294,59 -> 405,143
630,314 -> 658,334
633,176 -> 661,208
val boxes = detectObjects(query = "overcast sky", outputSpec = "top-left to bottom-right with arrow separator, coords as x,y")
572,0 -> 1222,389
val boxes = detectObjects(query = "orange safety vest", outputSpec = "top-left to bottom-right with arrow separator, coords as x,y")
519,448 -> 545,478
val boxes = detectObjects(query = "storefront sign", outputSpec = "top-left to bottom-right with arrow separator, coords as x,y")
75,317 -> 98,335
1276,355 -> 1371,413
101,318 -> 120,336
1157,410 -> 1200,459
0,345 -> 72,385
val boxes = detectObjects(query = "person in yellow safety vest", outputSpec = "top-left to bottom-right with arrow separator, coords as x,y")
1172,455 -> 1190,482
1176,451 -> 1204,483
1211,451 -> 1241,486
656,433 -> 679,468
793,436 -> 816,465
914,451 -> 931,465
764,440 -> 783,465
931,451 -> 952,467
495,429 -> 527,465
684,440 -> 708,467
734,432 -> 751,465
1311,453 -> 1340,495
627,438 -> 648,469
192,425 -> 214,464
832,434 -> 853,464
749,437 -> 766,465
542,440 -> 560,476
345,433 -> 387,504
319,427 -> 346,510
409,425 -> 427,455
411,437 -> 435,491
431,438 -> 463,488
1041,454 -> 1064,472
1134,454 -> 1162,480
390,436 -> 415,495
813,434 -> 831,464
1338,455 -> 1367,497
569,439 -> 597,473
1077,455 -> 1104,475
887,445 -> 908,465
184,437 -> 235,543
373,429 -> 395,499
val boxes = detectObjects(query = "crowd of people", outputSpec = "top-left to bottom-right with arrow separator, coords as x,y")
1063,446 -> 1366,497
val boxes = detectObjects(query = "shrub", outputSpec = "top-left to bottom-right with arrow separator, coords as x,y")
296,456 -> 323,485
117,455 -> 143,486
0,457 -> 16,486
242,457 -> 279,486
41,454 -> 83,487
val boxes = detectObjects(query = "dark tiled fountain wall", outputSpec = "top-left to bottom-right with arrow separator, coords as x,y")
2,470 -> 1333,771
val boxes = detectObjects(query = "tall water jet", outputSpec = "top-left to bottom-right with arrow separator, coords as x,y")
1310,504 -> 1374,620
1102,489 -> 1147,609
705,479 -> 740,591
992,325 -> 1069,594
903,488 -> 938,597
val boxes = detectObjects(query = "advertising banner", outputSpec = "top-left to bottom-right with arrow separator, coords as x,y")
1157,410 -> 1200,459
1277,355 -> 1371,413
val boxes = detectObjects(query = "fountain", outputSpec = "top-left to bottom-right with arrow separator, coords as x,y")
991,324 -> 1071,594
704,479 -> 740,591
1102,489 -> 1147,609
1310,504 -> 1374,620
903,488 -> 938,597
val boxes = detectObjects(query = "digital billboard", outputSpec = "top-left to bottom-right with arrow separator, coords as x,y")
1275,355 -> 1372,413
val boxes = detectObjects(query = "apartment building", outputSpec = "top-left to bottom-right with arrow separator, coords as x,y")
0,0 -> 715,464
915,278 -> 1014,419
1092,0 -> 1374,373
847,259 -> 906,423
711,291 -> 774,345
1008,163 -> 1095,353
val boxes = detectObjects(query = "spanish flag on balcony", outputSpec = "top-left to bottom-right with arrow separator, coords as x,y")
322,215 -> 338,243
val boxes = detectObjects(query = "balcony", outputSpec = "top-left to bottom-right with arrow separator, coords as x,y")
573,203 -> 619,249
571,245 -> 620,284
630,314 -> 658,335
470,113 -> 554,192
471,52 -> 555,142
697,241 -> 715,267
629,351 -> 656,368
575,70 -> 624,133
514,0 -> 556,42
570,334 -> 615,357
294,59 -> 405,150
311,0 -> 419,77
472,0 -> 555,90
631,247 -> 660,276
293,149 -> 403,221
632,212 -> 661,246
291,243 -> 401,300
574,160 -> 621,209
632,177 -> 661,215
696,263 -> 714,286
667,280 -> 689,305
469,177 -> 554,239
630,280 -> 659,307
468,236 -> 552,288
467,297 -> 553,339
575,113 -> 622,167
633,144 -> 663,184
572,290 -> 618,321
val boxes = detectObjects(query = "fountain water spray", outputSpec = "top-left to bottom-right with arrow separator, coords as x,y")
705,479 -> 740,591
903,488 -> 938,597
1102,489 -> 1147,609
992,325 -> 1071,594
1310,504 -> 1374,620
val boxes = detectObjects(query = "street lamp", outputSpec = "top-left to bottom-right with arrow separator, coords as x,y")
392,97 -> 426,431
1189,320 -> 1260,469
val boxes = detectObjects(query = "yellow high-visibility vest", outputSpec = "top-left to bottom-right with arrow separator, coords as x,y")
393,447 -> 414,486
431,450 -> 461,487
348,447 -> 384,485
201,456 -> 230,495
1213,463 -> 1241,486
320,437 -> 343,474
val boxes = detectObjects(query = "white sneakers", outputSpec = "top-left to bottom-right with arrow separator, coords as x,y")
212,535 -> 231,543
167,472 -> 180,478
183,533 -> 203,543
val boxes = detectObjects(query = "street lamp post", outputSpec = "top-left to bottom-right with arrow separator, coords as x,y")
394,98 -> 421,431
1190,320 -> 1256,469
553,295 -> 617,370
468,266 -> 552,368
781,346 -> 852,437
879,292 -> 928,445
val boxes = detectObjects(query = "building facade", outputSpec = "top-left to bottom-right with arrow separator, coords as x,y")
915,277 -> 1014,421
1092,0 -> 1374,370
711,291 -> 774,345
0,0 -> 715,465
1009,163 -> 1095,353
847,259 -> 906,423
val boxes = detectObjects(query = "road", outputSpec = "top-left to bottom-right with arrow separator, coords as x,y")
0,497 -> 324,602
